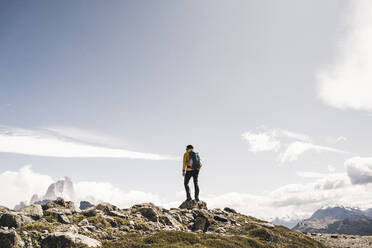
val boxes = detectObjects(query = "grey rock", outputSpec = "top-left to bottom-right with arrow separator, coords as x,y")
78,218 -> 89,227
42,198 -> 76,213
79,201 -> 94,210
44,208 -> 73,218
57,214 -> 70,224
0,212 -> 33,228
41,232 -> 101,248
19,205 -> 43,220
159,213 -> 182,230
82,208 -> 97,217
0,205 -> 9,213
214,215 -> 228,222
137,207 -> 158,222
0,229 -> 25,248
192,216 -> 210,232
224,207 -> 237,214
95,202 -> 119,214
108,210 -> 128,218
179,200 -> 207,210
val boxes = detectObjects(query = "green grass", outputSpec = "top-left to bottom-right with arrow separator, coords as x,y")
19,221 -> 55,233
100,228 -> 325,248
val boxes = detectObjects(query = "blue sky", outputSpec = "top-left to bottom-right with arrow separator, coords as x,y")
2,0 -> 372,221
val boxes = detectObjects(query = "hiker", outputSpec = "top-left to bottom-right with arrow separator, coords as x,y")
182,145 -> 202,201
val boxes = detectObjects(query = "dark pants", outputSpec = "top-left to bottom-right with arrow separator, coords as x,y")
184,170 -> 199,200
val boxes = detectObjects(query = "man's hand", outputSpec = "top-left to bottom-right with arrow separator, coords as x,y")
182,170 -> 185,177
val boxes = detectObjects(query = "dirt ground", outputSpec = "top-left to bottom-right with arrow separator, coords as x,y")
307,233 -> 372,248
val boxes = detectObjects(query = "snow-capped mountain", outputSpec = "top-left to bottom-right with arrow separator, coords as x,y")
293,206 -> 372,235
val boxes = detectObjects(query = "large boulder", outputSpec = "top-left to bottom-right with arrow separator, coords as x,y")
0,206 -> 9,219
18,204 -> 43,220
132,203 -> 164,222
79,201 -> 94,210
42,198 -> 77,212
0,206 -> 9,213
179,200 -> 207,210
0,229 -> 25,248
57,214 -> 70,224
95,202 -> 119,214
137,207 -> 159,222
192,216 -> 210,232
41,232 -> 101,248
82,208 -> 97,217
44,207 -> 74,217
223,207 -> 237,214
159,213 -> 183,230
0,212 -> 33,228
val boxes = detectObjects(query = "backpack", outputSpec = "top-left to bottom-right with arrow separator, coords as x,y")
189,151 -> 201,170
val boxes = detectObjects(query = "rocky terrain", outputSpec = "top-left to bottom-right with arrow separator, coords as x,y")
305,233 -> 372,248
0,198 -> 326,248
294,206 -> 372,235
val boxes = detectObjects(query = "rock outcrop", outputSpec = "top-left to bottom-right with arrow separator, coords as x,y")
19,204 -> 43,220
0,212 -> 33,228
0,229 -> 25,248
79,201 -> 94,210
179,200 -> 207,210
0,199 -> 326,248
41,232 -> 101,248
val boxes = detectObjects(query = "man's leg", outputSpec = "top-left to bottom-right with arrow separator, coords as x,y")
184,171 -> 192,200
192,170 -> 200,201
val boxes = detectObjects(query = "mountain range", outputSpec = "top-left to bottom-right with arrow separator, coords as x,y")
293,206 -> 372,235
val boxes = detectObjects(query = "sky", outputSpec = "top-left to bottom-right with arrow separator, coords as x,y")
1,0 -> 372,222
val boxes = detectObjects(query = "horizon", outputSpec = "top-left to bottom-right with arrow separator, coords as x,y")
2,0 -> 372,224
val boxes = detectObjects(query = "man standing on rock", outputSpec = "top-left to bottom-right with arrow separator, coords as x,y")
183,145 -> 202,201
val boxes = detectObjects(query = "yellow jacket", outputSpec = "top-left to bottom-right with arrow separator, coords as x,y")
183,149 -> 202,171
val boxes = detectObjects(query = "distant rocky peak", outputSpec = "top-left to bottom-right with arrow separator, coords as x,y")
44,177 -> 75,202
28,177 -> 76,207
310,206 -> 366,220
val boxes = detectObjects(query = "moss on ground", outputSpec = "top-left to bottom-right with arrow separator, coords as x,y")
87,215 -> 111,228
71,214 -> 85,224
101,228 -> 326,248
19,221 -> 55,233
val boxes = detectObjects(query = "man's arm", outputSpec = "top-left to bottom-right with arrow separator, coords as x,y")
182,152 -> 187,176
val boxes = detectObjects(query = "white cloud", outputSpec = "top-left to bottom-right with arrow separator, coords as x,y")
0,165 -> 54,208
241,128 -> 310,153
325,136 -> 348,144
272,129 -> 311,142
201,172 -> 363,221
317,1 -> 372,110
45,126 -> 123,147
296,171 -> 327,179
241,132 -> 280,152
0,126 -> 177,160
279,141 -> 346,163
328,164 -> 336,172
1,165 -> 371,224
242,128 -> 346,163
75,182 -> 164,208
0,165 -> 167,209
345,156 -> 372,184
336,136 -> 347,142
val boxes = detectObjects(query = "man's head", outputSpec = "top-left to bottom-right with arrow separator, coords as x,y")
186,145 -> 194,150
